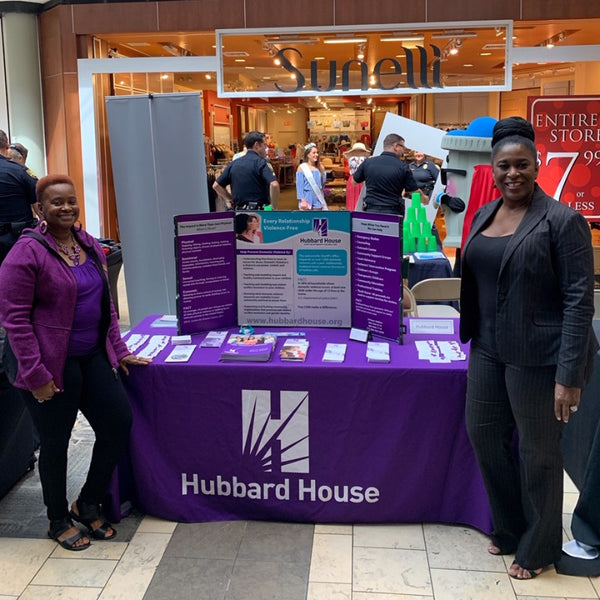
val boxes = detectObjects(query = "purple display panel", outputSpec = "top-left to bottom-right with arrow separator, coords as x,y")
351,213 -> 403,342
175,213 -> 237,335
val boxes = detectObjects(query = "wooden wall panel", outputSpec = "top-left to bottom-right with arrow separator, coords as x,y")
245,0 -> 333,28
158,0 -> 245,30
335,0 -> 424,25
424,0 -> 520,22
522,0 -> 600,19
72,2 -> 159,34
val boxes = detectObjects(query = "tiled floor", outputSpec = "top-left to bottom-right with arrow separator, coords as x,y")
1,222 -> 599,599
1,472 -> 599,599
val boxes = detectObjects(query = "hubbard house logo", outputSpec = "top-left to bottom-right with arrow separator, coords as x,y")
181,389 -> 380,504
313,218 -> 328,237
242,390 -> 309,474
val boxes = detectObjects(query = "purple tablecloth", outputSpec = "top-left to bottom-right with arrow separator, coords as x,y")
107,316 -> 492,533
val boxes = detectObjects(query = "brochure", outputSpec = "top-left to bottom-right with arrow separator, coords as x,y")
366,341 -> 390,363
164,344 -> 197,363
322,343 -> 347,363
220,334 -> 276,362
200,330 -> 228,348
279,338 -> 310,361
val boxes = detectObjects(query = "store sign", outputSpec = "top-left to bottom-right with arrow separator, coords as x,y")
272,46 -> 441,93
529,96 -> 600,219
216,22 -> 512,98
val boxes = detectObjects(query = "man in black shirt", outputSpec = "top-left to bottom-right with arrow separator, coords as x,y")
213,131 -> 279,210
353,133 -> 424,217
0,129 -> 38,265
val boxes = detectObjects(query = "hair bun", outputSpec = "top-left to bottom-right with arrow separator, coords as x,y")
492,116 -> 535,147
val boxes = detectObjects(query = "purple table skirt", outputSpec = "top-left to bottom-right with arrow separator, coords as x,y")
106,316 -> 492,533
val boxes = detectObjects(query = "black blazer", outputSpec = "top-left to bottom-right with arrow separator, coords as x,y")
460,184 -> 599,388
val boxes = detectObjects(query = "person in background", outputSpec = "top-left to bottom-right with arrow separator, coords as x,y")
460,117 -> 598,580
343,142 -> 370,211
352,133 -> 426,217
296,142 -> 327,210
234,212 -> 263,243
409,150 -> 440,199
0,174 -> 151,551
0,130 -> 38,265
213,131 -> 279,210
7,142 -> 37,178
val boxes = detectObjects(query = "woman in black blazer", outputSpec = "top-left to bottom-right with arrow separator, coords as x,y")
460,117 -> 598,580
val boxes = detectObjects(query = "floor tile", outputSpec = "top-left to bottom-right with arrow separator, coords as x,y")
98,562 -> 159,600
424,524 -> 505,571
354,523 -> 425,550
353,594 -> 432,600
592,576 -> 600,596
93,531 -> 172,599
163,521 -> 246,559
563,492 -> 579,514
20,586 -> 101,600
135,516 -> 177,534
508,565 -> 598,598
564,471 -> 577,494
352,546 -> 431,595
237,521 -> 313,563
308,532 -> 353,583
31,558 -> 117,587
51,541 -> 128,560
431,568 -> 516,600
314,524 -> 352,535
142,556 -> 232,600
117,532 -> 171,567
226,558 -> 308,600
0,538 -> 55,595
306,581 -> 351,599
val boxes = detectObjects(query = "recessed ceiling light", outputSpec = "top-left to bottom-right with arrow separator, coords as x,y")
463,64 -> 474,67
314,56 -> 325,60
245,66 -> 255,70
480,52 -> 492,56
235,59 -> 245,63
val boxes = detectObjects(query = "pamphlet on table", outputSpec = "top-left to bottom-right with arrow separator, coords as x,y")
219,334 -> 276,362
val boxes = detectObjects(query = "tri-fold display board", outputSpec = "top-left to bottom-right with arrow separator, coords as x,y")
174,211 -> 403,342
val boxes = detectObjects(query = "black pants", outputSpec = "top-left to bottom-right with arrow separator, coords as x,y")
465,342 -> 563,569
21,348 -> 132,521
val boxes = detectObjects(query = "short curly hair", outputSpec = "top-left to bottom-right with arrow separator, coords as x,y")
36,174 -> 75,204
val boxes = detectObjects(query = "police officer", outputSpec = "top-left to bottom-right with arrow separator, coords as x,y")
213,131 -> 279,210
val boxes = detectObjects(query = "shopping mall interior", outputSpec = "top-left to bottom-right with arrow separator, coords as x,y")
1,2 -> 600,598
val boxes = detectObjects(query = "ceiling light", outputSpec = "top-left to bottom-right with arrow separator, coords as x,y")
314,56 -> 325,60
431,30 -> 477,39
381,34 -> 425,42
449,47 -> 459,55
264,37 -> 319,45
274,58 -> 281,65
204,74 -> 212,80
235,59 -> 245,63
323,36 -> 368,44
480,51 -> 492,56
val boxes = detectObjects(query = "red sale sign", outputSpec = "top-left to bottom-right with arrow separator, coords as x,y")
529,96 -> 600,220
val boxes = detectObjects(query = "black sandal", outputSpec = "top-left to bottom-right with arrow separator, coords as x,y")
48,517 -> 91,551
69,499 -> 117,540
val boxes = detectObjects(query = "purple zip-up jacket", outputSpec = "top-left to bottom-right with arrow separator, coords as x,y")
0,224 -> 129,391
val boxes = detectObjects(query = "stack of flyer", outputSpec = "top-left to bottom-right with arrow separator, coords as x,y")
279,338 -> 310,361
366,341 -> 390,363
220,334 -> 276,362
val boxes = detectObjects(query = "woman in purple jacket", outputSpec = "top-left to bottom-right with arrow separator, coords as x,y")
0,174 -> 151,551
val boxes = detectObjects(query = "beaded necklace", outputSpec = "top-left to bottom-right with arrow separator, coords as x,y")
52,234 -> 81,266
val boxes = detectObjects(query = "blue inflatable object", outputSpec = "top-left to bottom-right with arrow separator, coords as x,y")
446,116 -> 498,138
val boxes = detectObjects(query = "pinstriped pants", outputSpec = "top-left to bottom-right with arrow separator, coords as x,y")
466,341 -> 564,569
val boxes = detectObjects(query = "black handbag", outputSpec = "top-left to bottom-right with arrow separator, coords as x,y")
1,333 -> 18,385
